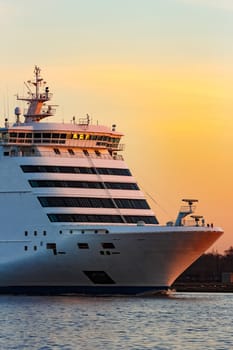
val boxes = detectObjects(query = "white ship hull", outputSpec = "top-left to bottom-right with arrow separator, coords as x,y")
0,225 -> 223,295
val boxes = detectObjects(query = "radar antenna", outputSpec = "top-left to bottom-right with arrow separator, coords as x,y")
16,66 -> 57,123
175,199 -> 199,226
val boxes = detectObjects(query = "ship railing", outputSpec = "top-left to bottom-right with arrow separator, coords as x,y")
179,205 -> 196,213
182,219 -> 205,227
0,138 -> 124,151
5,149 -> 124,160
17,92 -> 53,101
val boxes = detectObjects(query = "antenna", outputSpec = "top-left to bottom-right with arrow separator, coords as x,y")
182,199 -> 198,211
6,86 -> 9,119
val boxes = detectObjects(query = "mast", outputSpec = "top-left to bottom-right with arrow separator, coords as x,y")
17,66 -> 56,123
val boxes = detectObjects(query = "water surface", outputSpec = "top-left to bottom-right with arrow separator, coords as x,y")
0,293 -> 232,349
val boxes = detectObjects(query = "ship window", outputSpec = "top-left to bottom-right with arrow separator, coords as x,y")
68,149 -> 75,155
114,199 -> 150,209
105,182 -> 139,190
21,165 -> 132,176
46,243 -> 57,255
29,180 -> 103,189
83,150 -> 89,156
37,196 -> 148,209
34,231 -> 37,236
53,148 -> 60,154
97,168 -> 131,176
83,271 -> 115,284
77,243 -> 89,249
102,243 -> 115,249
47,214 -> 124,223
95,150 -> 101,157
52,133 -> 59,139
34,246 -> 37,251
43,231 -> 46,236
59,230 -> 62,234
42,133 -> 51,143
60,134 -> 66,139
25,231 -> 28,236
47,243 -> 56,249
34,133 -> 41,143
43,133 -> 51,139
18,133 -> 25,138
24,246 -> 28,251
47,214 -> 158,224
3,152 -> 9,156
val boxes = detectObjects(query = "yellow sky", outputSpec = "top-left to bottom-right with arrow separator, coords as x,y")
62,62 -> 232,253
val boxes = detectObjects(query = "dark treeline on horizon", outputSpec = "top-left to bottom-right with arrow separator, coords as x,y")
175,246 -> 233,283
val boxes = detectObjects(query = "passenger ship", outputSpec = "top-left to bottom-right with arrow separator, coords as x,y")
0,66 -> 223,295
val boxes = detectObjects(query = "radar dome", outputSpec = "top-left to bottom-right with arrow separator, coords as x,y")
14,107 -> 21,116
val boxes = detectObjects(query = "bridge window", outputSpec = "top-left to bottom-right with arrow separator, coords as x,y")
53,148 -> 60,155
68,149 -> 75,155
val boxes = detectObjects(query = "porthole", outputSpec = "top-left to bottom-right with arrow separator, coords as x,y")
24,246 -> 28,251
102,242 -> 115,249
25,231 -> 28,236
43,231 -> 46,236
77,243 -> 89,249
34,231 -> 37,236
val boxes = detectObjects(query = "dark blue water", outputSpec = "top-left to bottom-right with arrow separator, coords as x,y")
0,293 -> 232,349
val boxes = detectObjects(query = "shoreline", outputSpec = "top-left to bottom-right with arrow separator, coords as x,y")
173,283 -> 233,293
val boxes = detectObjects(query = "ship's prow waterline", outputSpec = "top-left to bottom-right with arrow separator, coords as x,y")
0,66 -> 223,295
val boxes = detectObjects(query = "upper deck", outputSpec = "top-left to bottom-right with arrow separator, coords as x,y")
0,122 -> 124,152
0,66 -> 124,154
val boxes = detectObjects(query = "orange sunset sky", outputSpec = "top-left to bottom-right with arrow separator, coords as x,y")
0,0 -> 232,252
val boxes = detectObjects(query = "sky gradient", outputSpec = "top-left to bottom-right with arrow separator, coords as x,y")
0,0 -> 232,252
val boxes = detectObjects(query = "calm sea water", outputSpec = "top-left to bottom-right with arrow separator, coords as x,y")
0,293 -> 232,350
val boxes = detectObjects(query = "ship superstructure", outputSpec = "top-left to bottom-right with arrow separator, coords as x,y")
0,67 -> 223,295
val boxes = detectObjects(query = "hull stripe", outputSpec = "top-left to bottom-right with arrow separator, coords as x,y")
0,285 -> 169,295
